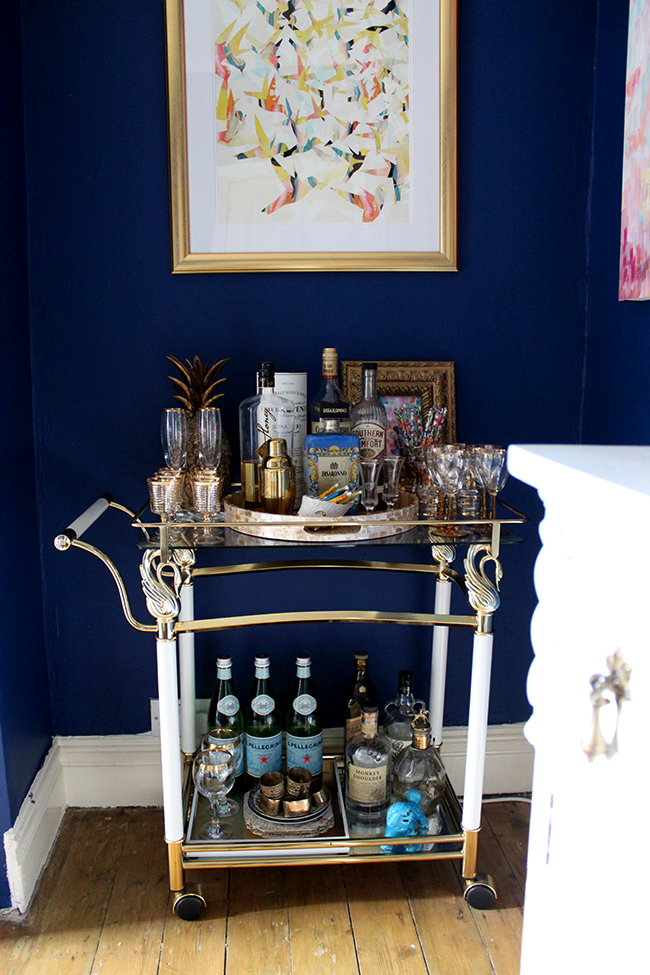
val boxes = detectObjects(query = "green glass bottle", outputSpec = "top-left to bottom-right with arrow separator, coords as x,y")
245,654 -> 282,782
285,654 -> 323,775
206,655 -> 244,776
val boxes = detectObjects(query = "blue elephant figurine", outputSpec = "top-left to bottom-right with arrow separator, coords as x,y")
381,790 -> 430,853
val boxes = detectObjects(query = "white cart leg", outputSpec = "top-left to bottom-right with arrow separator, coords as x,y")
178,584 -> 196,756
429,578 -> 451,746
462,631 -> 493,833
156,635 -> 185,890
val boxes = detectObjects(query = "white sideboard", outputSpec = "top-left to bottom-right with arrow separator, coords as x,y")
508,445 -> 649,975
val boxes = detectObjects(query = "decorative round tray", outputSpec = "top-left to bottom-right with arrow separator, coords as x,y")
224,491 -> 419,542
248,786 -> 331,823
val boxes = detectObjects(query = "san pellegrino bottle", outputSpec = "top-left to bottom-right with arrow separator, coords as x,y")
350,362 -> 387,460
239,362 -> 295,504
343,651 -> 378,743
308,347 -> 352,433
207,654 -> 244,775
245,654 -> 282,781
383,670 -> 426,756
345,704 -> 392,833
285,654 -> 323,775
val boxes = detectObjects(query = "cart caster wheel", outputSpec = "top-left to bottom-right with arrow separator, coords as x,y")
173,888 -> 206,921
464,874 -> 497,910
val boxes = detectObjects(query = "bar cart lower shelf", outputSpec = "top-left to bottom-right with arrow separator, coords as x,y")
54,492 -> 526,922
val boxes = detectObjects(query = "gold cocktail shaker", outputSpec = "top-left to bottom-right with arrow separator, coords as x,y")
260,439 -> 296,514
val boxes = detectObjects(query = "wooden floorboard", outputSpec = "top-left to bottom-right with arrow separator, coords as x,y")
0,800 -> 530,975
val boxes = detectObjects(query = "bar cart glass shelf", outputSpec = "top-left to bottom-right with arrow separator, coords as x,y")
55,492 -> 526,921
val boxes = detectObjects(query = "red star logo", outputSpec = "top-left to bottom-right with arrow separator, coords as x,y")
260,755 -> 268,764
303,755 -> 311,764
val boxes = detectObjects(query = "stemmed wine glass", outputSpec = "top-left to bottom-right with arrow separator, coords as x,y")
161,408 -> 188,472
426,444 -> 468,520
193,747 -> 236,840
201,731 -> 241,817
196,408 -> 222,473
474,446 -> 508,518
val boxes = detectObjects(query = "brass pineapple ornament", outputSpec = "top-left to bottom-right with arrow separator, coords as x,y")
167,354 -> 232,505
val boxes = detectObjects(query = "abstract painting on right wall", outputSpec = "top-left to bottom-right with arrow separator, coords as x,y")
620,0 -> 650,299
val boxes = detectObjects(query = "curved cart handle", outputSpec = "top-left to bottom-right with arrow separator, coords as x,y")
54,493 -> 114,550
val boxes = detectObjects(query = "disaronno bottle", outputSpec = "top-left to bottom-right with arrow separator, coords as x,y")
350,362 -> 387,459
345,704 -> 391,833
245,655 -> 282,781
285,654 -> 323,775
343,651 -> 378,742
308,348 -> 352,433
303,419 -> 360,498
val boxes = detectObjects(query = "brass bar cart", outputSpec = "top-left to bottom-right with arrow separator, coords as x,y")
55,493 -> 526,921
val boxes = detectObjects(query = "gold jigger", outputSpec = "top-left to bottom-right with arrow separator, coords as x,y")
286,767 -> 312,797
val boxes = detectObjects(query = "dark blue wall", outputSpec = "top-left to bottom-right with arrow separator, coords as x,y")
16,0 -> 600,748
0,0 -> 52,906
582,2 -> 650,444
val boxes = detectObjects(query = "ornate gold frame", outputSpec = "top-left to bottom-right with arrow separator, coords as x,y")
341,360 -> 457,443
164,0 -> 457,273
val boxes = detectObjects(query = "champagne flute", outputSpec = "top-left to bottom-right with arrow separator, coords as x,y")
382,455 -> 404,507
193,748 -> 235,840
196,408 -> 223,473
359,458 -> 383,512
161,408 -> 188,471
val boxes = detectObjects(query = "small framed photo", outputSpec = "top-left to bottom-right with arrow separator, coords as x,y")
340,360 -> 456,450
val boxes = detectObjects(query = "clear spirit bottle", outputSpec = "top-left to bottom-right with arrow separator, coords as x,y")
285,654 -> 323,775
345,704 -> 392,833
207,654 -> 244,776
244,654 -> 282,782
350,362 -> 387,460
343,651 -> 378,743
308,348 -> 352,433
239,362 -> 295,504
391,712 -> 447,816
383,670 -> 426,756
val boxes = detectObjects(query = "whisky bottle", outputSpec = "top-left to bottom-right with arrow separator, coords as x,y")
207,655 -> 244,776
343,651 -> 378,743
303,419 -> 360,498
350,362 -> 387,460
285,654 -> 323,775
244,654 -> 282,781
239,362 -> 295,504
383,670 -> 426,756
392,712 -> 447,816
308,348 -> 352,433
345,704 -> 392,833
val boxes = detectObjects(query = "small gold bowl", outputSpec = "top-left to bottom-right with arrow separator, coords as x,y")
286,767 -> 312,797
282,797 -> 311,818
259,771 -> 285,799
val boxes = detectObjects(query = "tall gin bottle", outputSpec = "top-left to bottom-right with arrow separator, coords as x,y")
345,704 -> 391,833
350,362 -> 387,460
207,655 -> 244,776
285,654 -> 323,775
245,654 -> 282,782
308,348 -> 352,433
343,651 -> 378,743
239,362 -> 295,504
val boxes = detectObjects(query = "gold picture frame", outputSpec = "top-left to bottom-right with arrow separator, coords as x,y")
341,360 -> 457,445
165,0 -> 457,273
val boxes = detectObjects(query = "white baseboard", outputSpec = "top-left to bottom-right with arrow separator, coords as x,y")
4,723 -> 532,913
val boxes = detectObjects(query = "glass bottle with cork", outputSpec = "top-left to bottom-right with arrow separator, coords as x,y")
383,670 -> 426,756
345,703 -> 392,834
392,711 -> 447,816
308,348 -> 352,433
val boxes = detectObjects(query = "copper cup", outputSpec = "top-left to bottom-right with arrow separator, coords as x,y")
259,771 -> 285,800
286,767 -> 312,798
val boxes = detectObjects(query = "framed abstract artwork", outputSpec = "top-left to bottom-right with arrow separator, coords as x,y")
620,0 -> 650,299
165,0 -> 457,272
340,360 -> 457,449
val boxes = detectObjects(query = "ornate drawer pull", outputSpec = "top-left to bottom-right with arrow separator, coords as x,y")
583,649 -> 631,762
